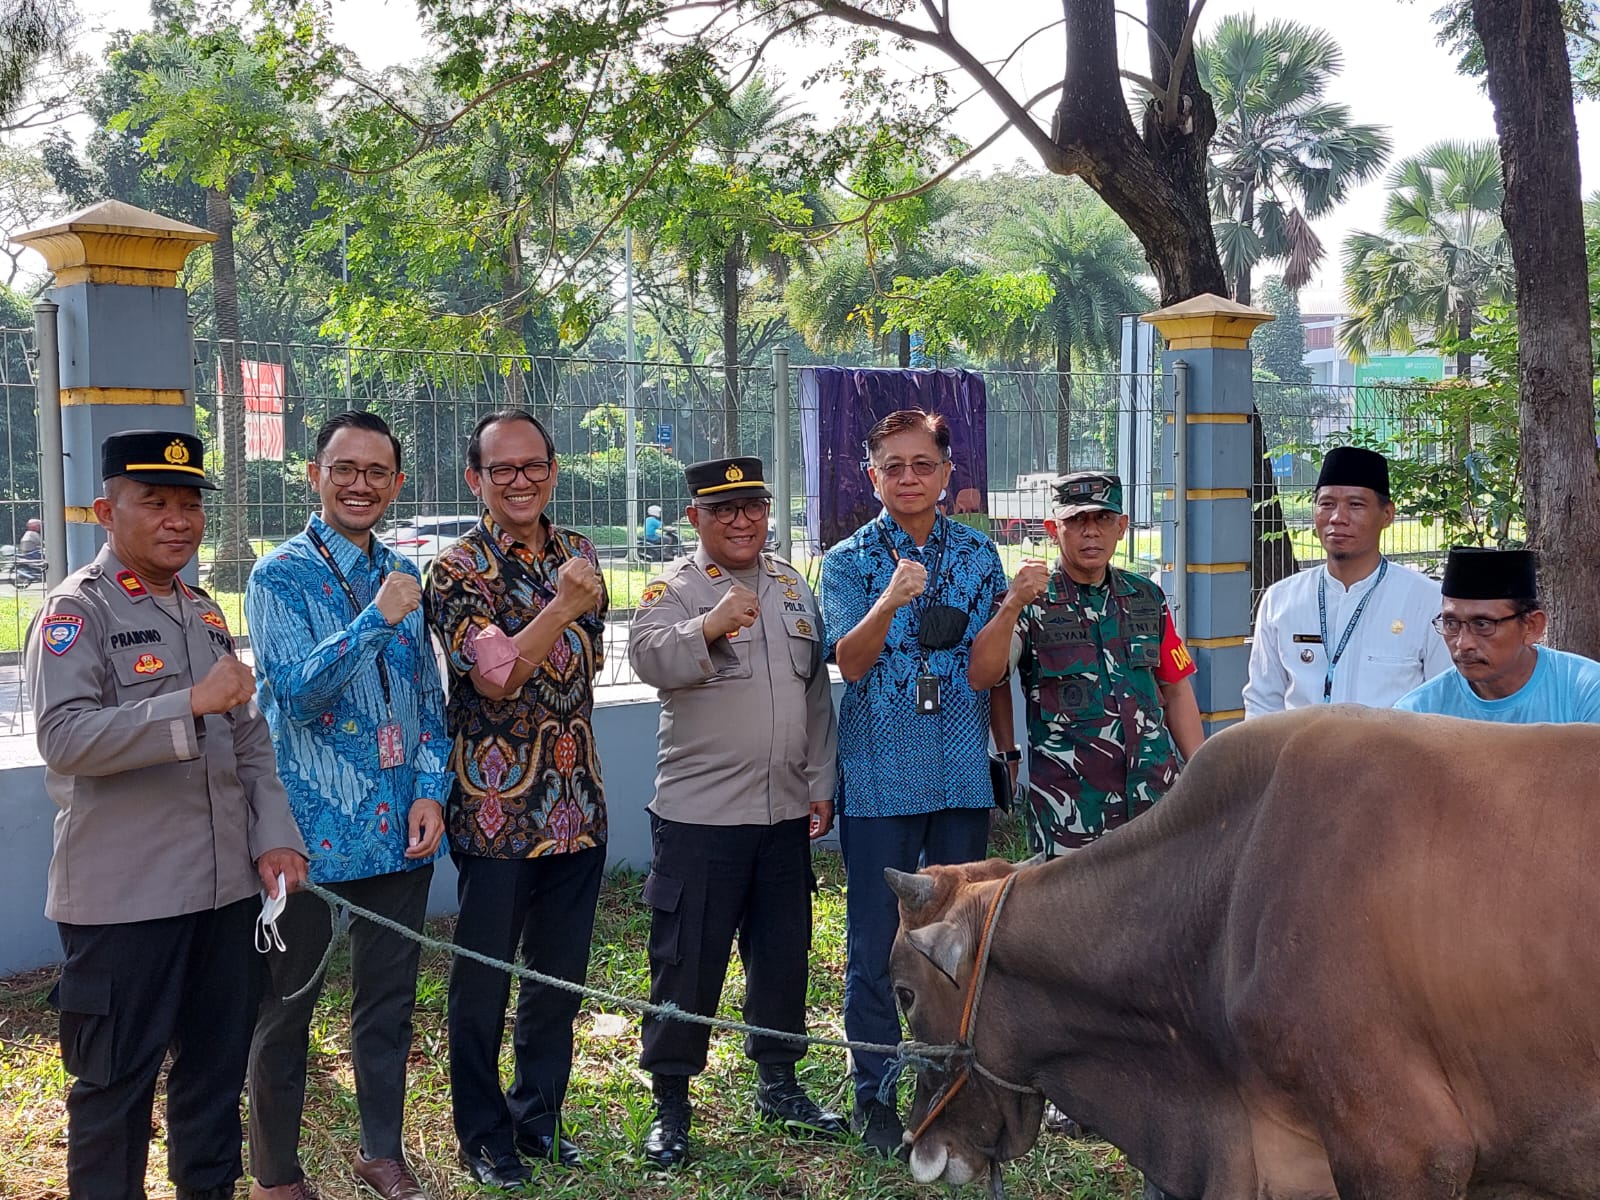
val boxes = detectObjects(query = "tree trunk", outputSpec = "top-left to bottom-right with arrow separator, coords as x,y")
206,183 -> 256,594
1234,185 -> 1255,305
721,243 -> 741,456
503,218 -> 527,409
1453,307 -> 1474,472
1055,338 -> 1073,471
1251,418 -> 1299,611
1472,0 -> 1600,657
897,329 -> 911,368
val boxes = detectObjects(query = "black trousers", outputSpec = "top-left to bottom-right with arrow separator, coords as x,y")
247,865 -> 433,1186
639,815 -> 814,1078
448,847 -> 604,1156
54,898 -> 264,1200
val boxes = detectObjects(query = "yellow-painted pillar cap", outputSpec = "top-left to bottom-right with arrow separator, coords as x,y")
1142,293 -> 1274,350
13,199 -> 217,288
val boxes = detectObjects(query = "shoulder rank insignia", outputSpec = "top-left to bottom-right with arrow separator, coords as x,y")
639,581 -> 667,608
705,563 -> 723,580
116,570 -> 147,598
133,653 -> 165,674
201,610 -> 229,631
40,613 -> 84,655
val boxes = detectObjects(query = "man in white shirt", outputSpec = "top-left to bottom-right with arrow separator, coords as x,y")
1244,446 -> 1451,716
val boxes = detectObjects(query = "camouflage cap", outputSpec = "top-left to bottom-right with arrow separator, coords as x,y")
1052,471 -> 1122,518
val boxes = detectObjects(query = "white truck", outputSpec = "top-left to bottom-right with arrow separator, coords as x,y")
987,472 -> 1057,543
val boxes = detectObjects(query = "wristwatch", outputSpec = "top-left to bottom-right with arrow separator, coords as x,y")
996,748 -> 1022,762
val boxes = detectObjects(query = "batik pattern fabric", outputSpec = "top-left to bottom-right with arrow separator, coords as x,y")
819,512 -> 1004,818
246,514 -> 449,884
1016,565 -> 1194,854
424,514 -> 608,858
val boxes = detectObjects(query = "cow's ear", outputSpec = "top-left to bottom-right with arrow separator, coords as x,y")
907,921 -> 968,986
885,867 -> 937,913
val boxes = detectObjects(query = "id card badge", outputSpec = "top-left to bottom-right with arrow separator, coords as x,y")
376,721 -> 406,769
916,673 -> 942,715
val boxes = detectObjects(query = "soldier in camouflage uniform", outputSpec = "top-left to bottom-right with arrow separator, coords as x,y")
969,471 -> 1204,856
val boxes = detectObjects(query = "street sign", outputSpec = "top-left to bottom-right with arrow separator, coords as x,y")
656,423 -> 673,446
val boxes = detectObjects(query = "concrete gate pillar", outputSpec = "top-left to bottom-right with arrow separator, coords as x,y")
1144,294 -> 1273,735
13,200 -> 215,572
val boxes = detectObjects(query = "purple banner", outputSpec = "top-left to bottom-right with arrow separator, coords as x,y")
800,367 -> 989,551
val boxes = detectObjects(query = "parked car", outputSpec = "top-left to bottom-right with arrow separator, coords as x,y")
380,514 -> 481,575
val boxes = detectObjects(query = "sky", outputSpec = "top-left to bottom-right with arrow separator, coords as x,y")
65,0 -> 1600,314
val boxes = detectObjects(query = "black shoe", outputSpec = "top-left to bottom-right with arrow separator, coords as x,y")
852,1098 -> 908,1160
755,1065 -> 848,1139
457,1146 -> 531,1190
514,1131 -> 584,1167
178,1188 -> 236,1200
643,1075 -> 693,1170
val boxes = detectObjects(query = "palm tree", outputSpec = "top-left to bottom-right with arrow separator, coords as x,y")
1341,140 -> 1513,380
651,75 -> 816,454
989,190 -> 1151,470
1198,15 -> 1391,305
786,164 -> 958,367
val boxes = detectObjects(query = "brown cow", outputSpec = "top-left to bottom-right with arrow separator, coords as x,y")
887,704 -> 1600,1200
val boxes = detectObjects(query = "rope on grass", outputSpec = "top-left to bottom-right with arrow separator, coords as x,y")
285,879 -> 965,1084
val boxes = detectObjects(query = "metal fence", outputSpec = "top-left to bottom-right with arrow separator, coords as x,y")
0,333 -> 1457,728
1249,377 -> 1451,609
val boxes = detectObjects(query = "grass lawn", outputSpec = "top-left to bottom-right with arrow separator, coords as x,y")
0,818 -> 1141,1200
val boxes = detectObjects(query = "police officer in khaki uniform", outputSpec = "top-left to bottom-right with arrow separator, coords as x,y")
628,456 -> 845,1169
27,430 -> 307,1200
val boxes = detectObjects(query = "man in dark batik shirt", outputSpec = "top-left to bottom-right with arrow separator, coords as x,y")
423,409 -> 608,1189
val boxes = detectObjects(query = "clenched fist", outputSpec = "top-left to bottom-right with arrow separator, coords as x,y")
1006,559 -> 1051,609
191,655 -> 257,716
375,572 -> 422,625
704,582 -> 760,643
881,558 -> 928,610
554,556 -> 604,622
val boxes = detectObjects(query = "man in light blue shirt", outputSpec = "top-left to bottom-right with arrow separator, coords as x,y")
1396,547 -> 1600,724
244,412 -> 449,1200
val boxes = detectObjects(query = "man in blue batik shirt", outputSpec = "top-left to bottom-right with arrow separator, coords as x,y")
819,409 -> 1014,1157
244,412 -> 449,1200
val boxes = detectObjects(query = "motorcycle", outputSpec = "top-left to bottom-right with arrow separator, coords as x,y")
0,544 -> 45,586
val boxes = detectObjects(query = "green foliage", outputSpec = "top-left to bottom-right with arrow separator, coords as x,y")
1293,306 -> 1524,548
1424,0 -> 1600,99
1255,277 -> 1311,385
877,268 -> 1054,362
578,403 -> 643,450
1197,15 -> 1391,299
555,447 -> 689,527
1342,140 -> 1512,364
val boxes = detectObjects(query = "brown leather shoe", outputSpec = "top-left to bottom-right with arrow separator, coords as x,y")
352,1151 -> 428,1200
249,1181 -> 323,1200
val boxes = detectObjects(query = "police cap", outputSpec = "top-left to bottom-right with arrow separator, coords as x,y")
102,429 -> 217,490
685,456 -> 772,502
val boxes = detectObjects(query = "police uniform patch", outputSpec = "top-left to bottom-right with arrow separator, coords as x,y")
640,582 -> 667,608
784,588 -> 800,600
1391,619 -> 1405,634
133,653 -> 165,675
201,611 -> 229,631
796,618 -> 812,636
40,613 -> 84,655
705,564 -> 723,580
116,570 -> 147,598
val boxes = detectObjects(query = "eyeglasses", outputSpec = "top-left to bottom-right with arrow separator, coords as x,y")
320,461 -> 396,488
484,460 -> 553,486
698,498 -> 771,525
874,458 -> 949,480
1430,613 -> 1524,639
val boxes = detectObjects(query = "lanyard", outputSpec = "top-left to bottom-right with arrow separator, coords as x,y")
1317,558 -> 1388,703
307,525 -> 392,709
877,515 -> 947,668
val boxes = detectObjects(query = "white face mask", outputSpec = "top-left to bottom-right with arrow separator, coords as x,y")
255,873 -> 289,954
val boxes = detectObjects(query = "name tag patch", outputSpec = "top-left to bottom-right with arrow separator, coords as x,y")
110,628 -> 163,650
40,614 -> 84,655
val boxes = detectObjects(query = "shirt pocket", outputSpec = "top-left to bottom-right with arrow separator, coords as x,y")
782,612 -> 821,681
1361,651 -> 1419,700
111,646 -> 181,689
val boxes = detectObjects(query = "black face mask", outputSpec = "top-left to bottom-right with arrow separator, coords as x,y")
918,603 -> 969,652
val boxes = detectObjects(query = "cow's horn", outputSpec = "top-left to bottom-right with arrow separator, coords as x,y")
885,867 -> 937,912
